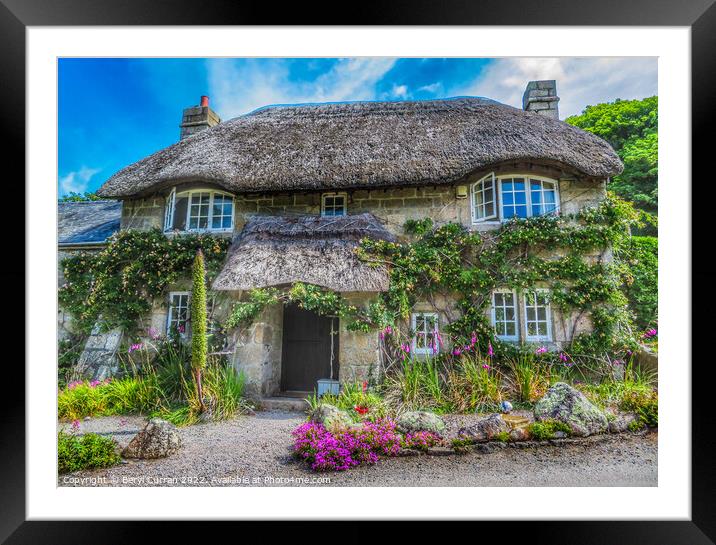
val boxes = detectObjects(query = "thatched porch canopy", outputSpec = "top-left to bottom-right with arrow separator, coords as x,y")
97,98 -> 623,198
212,213 -> 396,293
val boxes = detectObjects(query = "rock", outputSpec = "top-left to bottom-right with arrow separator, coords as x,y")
308,404 -> 354,431
534,382 -> 608,437
474,442 -> 507,453
396,411 -> 446,435
122,418 -> 181,459
509,428 -> 528,442
500,400 -> 513,413
458,413 -> 509,443
553,431 -> 567,439
608,413 -> 639,433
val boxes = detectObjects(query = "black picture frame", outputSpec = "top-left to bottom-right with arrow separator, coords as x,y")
4,0 -> 712,542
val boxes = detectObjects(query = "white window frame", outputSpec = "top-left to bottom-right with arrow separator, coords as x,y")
523,289 -> 553,342
321,192 -> 348,217
167,291 -> 190,337
496,175 -> 560,222
411,312 -> 439,355
164,188 -> 234,233
490,289 -> 520,341
470,172 -> 498,223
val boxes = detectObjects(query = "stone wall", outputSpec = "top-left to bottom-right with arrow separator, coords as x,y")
121,196 -> 164,230
230,300 -> 284,398
337,293 -> 381,384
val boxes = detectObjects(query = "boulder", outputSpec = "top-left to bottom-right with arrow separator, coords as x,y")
500,400 -> 514,413
396,411 -> 446,435
308,404 -> 354,431
608,412 -> 640,433
509,427 -> 528,442
458,413 -> 509,443
122,418 -> 181,459
534,382 -> 608,437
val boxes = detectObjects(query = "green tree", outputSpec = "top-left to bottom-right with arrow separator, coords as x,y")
615,235 -> 658,330
59,191 -> 102,202
566,96 -> 658,216
191,249 -> 208,412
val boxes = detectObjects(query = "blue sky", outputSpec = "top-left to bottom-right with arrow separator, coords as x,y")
58,57 -> 657,196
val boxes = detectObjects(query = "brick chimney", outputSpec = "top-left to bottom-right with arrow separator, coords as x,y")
179,95 -> 221,140
522,80 -> 560,120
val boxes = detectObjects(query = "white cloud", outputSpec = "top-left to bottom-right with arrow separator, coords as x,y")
207,58 -> 397,118
453,57 -> 657,118
418,82 -> 443,94
59,166 -> 100,196
391,84 -> 409,99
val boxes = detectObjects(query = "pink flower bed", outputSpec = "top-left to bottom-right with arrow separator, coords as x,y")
292,419 -> 402,471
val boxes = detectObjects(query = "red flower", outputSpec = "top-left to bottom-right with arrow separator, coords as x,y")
354,405 -> 369,415
362,381 -> 368,393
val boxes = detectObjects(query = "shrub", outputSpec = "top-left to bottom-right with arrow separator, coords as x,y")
58,431 -> 121,474
620,389 -> 658,427
528,420 -> 572,441
616,236 -> 657,330
401,430 -> 442,451
292,419 -> 401,471
451,437 -> 473,452
306,381 -> 388,421
57,376 -> 163,420
493,430 -> 510,443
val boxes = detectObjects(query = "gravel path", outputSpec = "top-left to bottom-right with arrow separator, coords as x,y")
58,411 -> 657,487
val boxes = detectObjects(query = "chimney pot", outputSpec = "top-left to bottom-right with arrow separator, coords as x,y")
522,80 -> 560,120
200,95 -> 209,108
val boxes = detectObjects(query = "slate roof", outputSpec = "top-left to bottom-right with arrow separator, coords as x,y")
58,200 -> 122,245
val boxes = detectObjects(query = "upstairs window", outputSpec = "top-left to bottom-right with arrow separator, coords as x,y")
321,192 -> 347,217
471,173 -> 497,222
470,174 -> 559,224
411,312 -> 439,355
164,188 -> 234,232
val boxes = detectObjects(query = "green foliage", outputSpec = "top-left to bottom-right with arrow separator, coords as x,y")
191,250 -> 208,372
360,195 -> 641,355
58,376 -> 163,420
59,229 -> 229,334
620,389 -> 658,427
527,419 -> 572,441
59,191 -> 103,202
57,431 -> 121,473
225,282 -> 358,330
58,335 -> 84,387
306,382 -> 388,421
566,96 -> 658,215
616,236 -> 658,329
383,353 -> 503,414
493,430 -> 510,442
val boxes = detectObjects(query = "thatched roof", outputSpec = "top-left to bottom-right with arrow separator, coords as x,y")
212,213 -> 395,292
58,200 -> 121,245
97,97 -> 623,198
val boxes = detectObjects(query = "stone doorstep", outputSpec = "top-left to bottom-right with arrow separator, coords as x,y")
259,396 -> 309,412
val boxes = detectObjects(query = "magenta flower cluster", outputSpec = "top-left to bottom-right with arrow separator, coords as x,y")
401,430 -> 442,451
643,328 -> 657,339
128,342 -> 144,353
292,419 -> 402,472
66,378 -> 111,391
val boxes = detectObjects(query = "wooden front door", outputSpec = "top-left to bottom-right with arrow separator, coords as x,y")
280,304 -> 338,392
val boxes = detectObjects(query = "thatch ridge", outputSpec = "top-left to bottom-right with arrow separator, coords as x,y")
212,213 -> 394,293
97,97 -> 623,198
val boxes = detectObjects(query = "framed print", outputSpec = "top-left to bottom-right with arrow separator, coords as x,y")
3,0 -> 713,542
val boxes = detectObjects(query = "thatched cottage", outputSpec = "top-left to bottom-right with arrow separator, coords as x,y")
89,80 -> 622,397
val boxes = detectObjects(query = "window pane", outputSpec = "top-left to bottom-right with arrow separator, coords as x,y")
502,180 -> 513,191
503,192 -> 514,205
506,322 -> 516,336
173,197 -> 188,230
514,205 -> 528,218
222,216 -> 232,228
513,179 -> 525,191
528,322 -> 537,336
